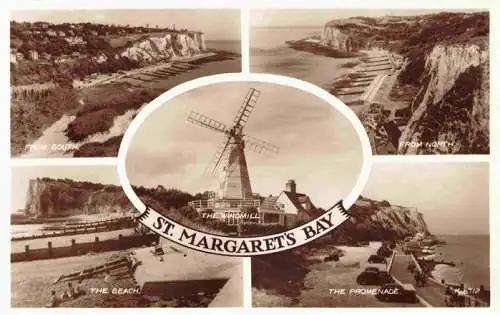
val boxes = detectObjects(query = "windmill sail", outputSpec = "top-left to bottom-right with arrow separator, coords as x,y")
244,135 -> 280,155
187,111 -> 228,134
232,88 -> 261,128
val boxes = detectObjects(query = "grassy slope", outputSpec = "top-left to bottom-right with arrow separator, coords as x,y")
11,87 -> 79,156
66,86 -> 153,142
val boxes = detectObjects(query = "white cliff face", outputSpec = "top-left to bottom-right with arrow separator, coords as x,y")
370,206 -> 429,236
320,26 -> 364,51
420,44 -> 486,104
121,32 -> 206,63
198,33 -> 207,50
399,44 -> 489,154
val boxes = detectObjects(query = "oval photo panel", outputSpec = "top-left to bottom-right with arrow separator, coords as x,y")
118,74 -> 371,256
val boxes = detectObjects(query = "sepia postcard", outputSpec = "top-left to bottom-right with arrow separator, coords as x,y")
10,165 -> 243,307
252,162 -> 490,307
10,10 -> 241,158
5,2 -> 497,313
250,9 -> 489,155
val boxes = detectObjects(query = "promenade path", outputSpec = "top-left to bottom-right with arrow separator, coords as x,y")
390,251 -> 448,306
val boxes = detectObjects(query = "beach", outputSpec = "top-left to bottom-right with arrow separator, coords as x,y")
251,27 -> 359,91
251,27 -> 408,154
11,238 -> 242,307
11,213 -> 130,237
430,235 -> 489,289
11,251 -> 135,307
251,27 -> 406,111
11,228 -> 135,253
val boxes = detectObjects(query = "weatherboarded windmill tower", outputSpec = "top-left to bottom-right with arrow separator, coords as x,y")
187,88 -> 279,224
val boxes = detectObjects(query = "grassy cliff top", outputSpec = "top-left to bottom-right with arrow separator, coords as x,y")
323,12 -> 488,52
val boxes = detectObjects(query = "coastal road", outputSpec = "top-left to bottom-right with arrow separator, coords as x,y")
11,228 -> 135,253
390,251 -> 448,307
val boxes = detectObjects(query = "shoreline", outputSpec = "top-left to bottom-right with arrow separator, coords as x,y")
72,51 -> 220,89
416,235 -> 489,291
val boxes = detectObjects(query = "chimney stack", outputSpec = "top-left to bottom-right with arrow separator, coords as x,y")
285,180 -> 296,195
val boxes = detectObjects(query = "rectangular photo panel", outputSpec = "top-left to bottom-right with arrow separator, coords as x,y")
250,9 -> 489,155
11,165 -> 243,307
10,9 -> 241,158
251,162 -> 489,307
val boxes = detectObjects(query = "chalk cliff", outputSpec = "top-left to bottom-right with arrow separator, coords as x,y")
398,44 -> 489,154
329,196 -> 430,242
320,25 -> 364,52
24,178 -> 133,217
121,32 -> 206,64
23,178 -> 196,219
318,12 -> 489,154
352,196 -> 430,236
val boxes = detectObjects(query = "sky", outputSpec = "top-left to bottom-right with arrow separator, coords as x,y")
11,165 -> 120,212
250,9 -> 485,27
362,162 -> 489,236
11,10 -> 241,40
126,82 -> 364,209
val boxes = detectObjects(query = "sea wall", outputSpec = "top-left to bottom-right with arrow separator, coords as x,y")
121,32 -> 206,63
398,44 -> 489,154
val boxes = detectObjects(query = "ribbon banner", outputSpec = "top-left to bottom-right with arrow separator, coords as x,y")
136,201 -> 351,256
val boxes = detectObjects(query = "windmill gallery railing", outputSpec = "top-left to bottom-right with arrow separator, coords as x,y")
189,198 -> 261,212
188,198 -> 295,226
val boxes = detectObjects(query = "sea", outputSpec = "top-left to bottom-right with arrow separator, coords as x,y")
431,235 -> 490,290
206,40 -> 241,54
250,27 -> 359,91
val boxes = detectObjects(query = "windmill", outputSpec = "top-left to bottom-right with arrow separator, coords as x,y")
186,88 -> 279,217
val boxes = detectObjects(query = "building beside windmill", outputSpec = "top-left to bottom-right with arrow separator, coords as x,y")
257,180 -> 321,226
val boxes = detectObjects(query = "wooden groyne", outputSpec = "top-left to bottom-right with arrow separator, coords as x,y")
12,217 -> 134,241
11,233 -> 158,263
53,256 -> 132,284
